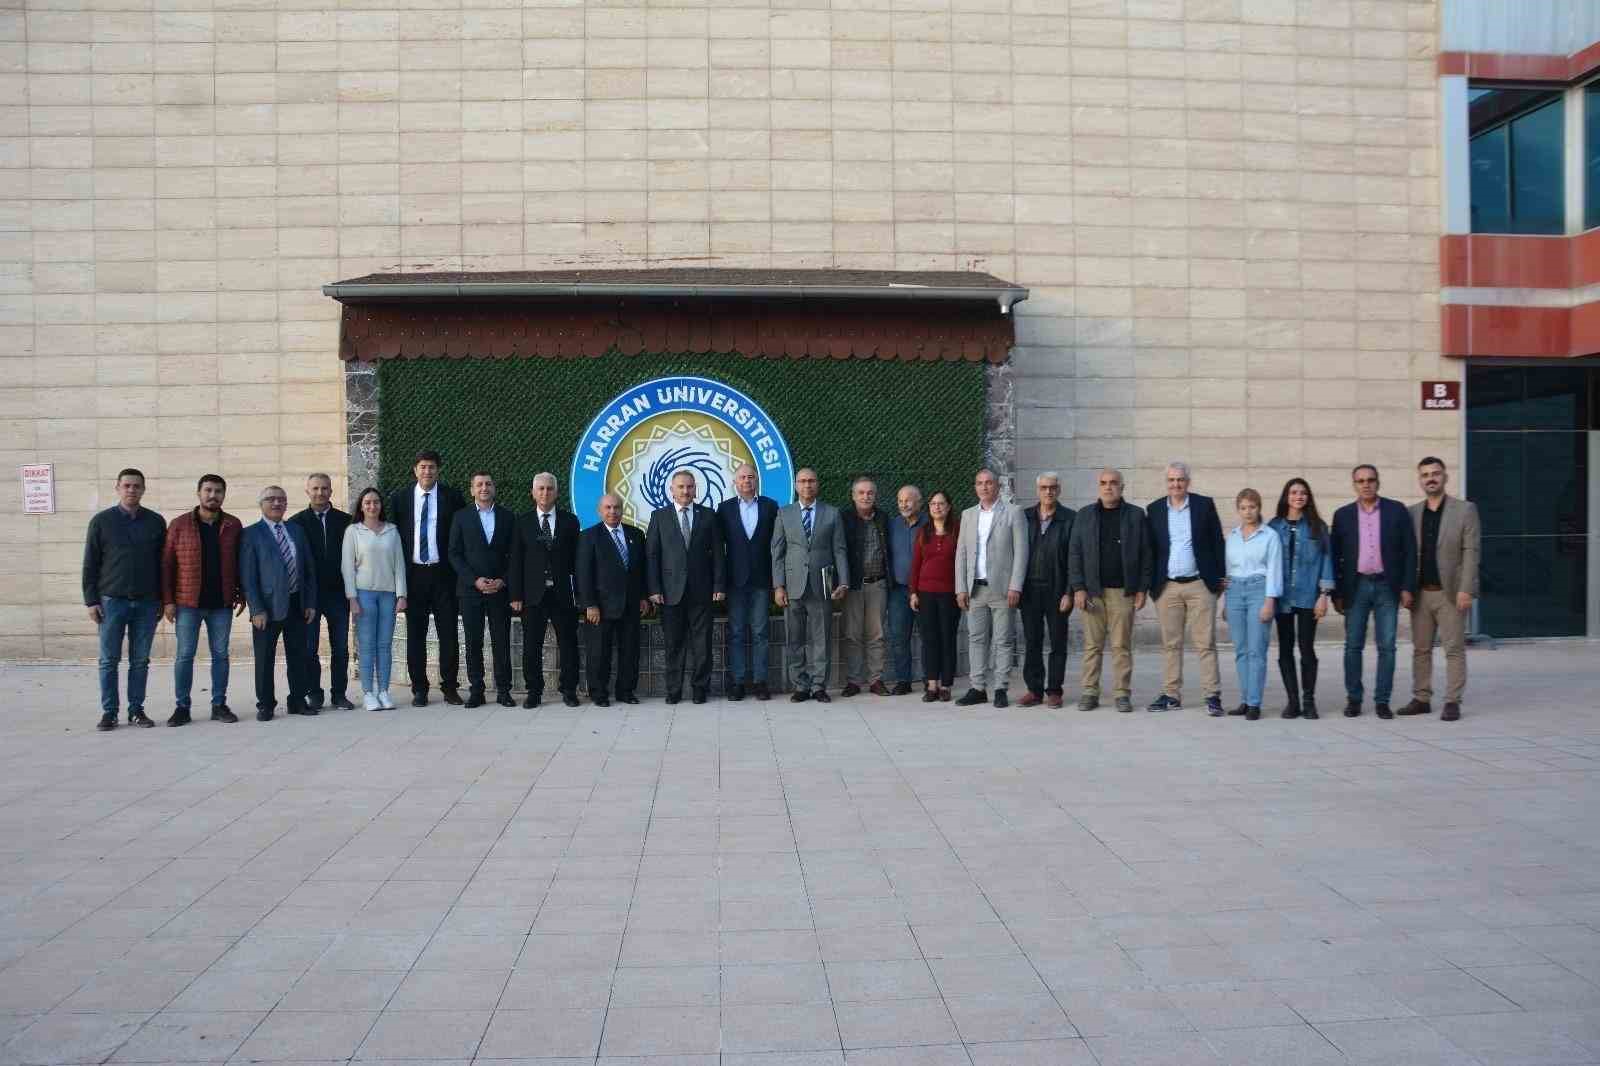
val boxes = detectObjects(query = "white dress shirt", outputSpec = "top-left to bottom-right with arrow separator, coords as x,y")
413,483 -> 438,565
1226,524 -> 1284,598
476,502 -> 496,542
976,502 -> 996,580
738,495 -> 759,540
1166,498 -> 1198,578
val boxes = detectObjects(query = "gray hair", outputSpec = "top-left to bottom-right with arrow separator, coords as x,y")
1036,471 -> 1061,485
532,471 -> 558,490
258,485 -> 286,503
1098,468 -> 1124,484
897,484 -> 922,501
305,472 -> 332,486
851,476 -> 876,493
1165,461 -> 1191,479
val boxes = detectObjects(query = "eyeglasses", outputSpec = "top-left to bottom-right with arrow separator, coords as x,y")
262,496 -> 287,502
1353,478 -> 1377,485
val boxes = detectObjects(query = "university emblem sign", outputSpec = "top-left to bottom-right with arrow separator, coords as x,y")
570,376 -> 795,530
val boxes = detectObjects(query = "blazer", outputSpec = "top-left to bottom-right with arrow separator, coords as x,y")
772,500 -> 849,600
645,503 -> 725,605
289,506 -> 352,600
1330,497 -> 1418,601
240,518 -> 318,621
717,494 -> 779,590
507,508 -> 580,606
954,500 -> 1030,595
1408,494 -> 1481,601
840,506 -> 894,590
1145,493 -> 1226,598
576,521 -> 647,620
1067,501 -> 1154,597
161,508 -> 243,609
387,481 -> 467,576
1023,504 -> 1075,603
448,504 -> 516,597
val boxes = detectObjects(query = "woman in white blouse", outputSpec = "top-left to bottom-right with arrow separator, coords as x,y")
1220,489 -> 1283,720
342,488 -> 407,710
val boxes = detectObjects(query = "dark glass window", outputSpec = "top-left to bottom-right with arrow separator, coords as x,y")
1587,83 -> 1600,230
1469,87 -> 1565,235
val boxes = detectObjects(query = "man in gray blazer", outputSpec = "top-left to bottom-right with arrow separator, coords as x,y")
1402,457 -> 1481,722
240,485 -> 319,721
954,468 -> 1030,707
772,467 -> 849,702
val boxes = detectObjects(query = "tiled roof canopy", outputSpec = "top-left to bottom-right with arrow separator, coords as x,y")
323,269 -> 1028,364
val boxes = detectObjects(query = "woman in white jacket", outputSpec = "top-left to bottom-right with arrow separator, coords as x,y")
343,487 -> 407,710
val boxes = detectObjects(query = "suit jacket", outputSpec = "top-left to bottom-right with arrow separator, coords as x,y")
955,500 -> 1030,595
1409,494 -> 1480,600
1145,493 -> 1226,598
240,518 -> 318,621
1023,504 -> 1075,603
577,521 -> 647,620
448,504 -> 515,598
772,500 -> 849,600
508,508 -> 580,606
645,503 -> 725,605
387,481 -> 467,577
717,494 -> 779,590
840,506 -> 894,590
1066,501 -> 1154,597
1330,497 -> 1418,601
289,506 -> 352,601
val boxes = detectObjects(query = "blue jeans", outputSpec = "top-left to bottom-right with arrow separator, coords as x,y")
306,596 -> 350,703
1225,575 -> 1270,707
886,585 -> 914,685
174,607 -> 232,709
1343,574 -> 1398,704
356,590 -> 397,694
97,596 -> 160,715
724,584 -> 771,684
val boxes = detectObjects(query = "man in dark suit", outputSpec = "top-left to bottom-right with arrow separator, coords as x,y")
240,485 -> 319,721
646,469 -> 726,704
576,493 -> 650,707
448,471 -> 516,707
1019,473 -> 1075,708
387,450 -> 467,706
716,462 -> 779,701
289,473 -> 354,710
1330,464 -> 1417,720
508,472 -> 581,708
1145,461 -> 1227,714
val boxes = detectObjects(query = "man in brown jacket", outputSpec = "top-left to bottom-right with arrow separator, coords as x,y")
1401,457 -> 1480,722
161,474 -> 245,725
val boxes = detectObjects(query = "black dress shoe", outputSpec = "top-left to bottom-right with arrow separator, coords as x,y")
692,690 -> 707,705
617,695 -> 639,704
1343,701 -> 1362,717
256,708 -> 274,721
729,684 -> 746,701
993,689 -> 1008,708
812,690 -> 832,703
331,696 -> 356,710
841,682 -> 861,697
562,691 -> 580,708
1397,699 -> 1431,716
1302,698 -> 1320,720
753,682 -> 771,701
665,693 -> 681,705
412,691 -> 429,707
593,696 -> 610,707
921,689 -> 939,703
97,714 -> 117,731
891,681 -> 912,696
129,710 -> 156,727
464,692 -> 486,708
523,694 -> 540,709
287,704 -> 318,716
954,689 -> 988,706
497,691 -> 516,707
1375,703 -> 1393,720
1245,706 -> 1261,721
305,698 -> 324,711
1227,703 -> 1248,716
789,690 -> 810,703
167,708 -> 190,727
1442,701 -> 1461,721
211,704 -> 237,723
441,690 -> 464,706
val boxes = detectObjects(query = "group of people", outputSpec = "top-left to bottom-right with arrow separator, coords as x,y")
82,451 -> 1479,731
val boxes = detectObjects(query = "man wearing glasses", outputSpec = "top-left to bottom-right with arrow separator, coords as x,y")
1330,465 -> 1417,720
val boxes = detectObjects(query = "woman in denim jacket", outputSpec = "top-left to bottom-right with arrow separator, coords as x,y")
1268,478 -> 1334,719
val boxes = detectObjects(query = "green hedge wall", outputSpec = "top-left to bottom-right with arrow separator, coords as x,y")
377,354 -> 986,515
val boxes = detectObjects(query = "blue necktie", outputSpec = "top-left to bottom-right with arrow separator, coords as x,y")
419,490 -> 431,562
612,526 -> 628,566
802,507 -> 813,540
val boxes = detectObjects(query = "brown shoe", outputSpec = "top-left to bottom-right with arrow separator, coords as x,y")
1397,699 -> 1432,716
868,680 -> 889,696
1442,702 -> 1461,721
939,688 -> 952,702
841,682 -> 861,697
1018,692 -> 1041,707
1045,692 -> 1063,708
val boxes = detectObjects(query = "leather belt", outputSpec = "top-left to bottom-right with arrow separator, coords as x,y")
1421,583 -> 1442,591
1170,575 -> 1200,584
973,578 -> 988,586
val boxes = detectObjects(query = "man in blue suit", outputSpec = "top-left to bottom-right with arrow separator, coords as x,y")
717,463 -> 779,701
1330,464 -> 1417,720
241,485 -> 318,721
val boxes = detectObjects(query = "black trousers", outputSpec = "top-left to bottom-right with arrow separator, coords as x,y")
918,591 -> 960,687
460,590 -> 512,696
661,599 -> 712,696
305,595 -> 350,703
1275,608 -> 1319,701
522,596 -> 579,697
404,563 -> 459,695
253,591 -> 312,711
1021,584 -> 1070,695
586,610 -> 640,699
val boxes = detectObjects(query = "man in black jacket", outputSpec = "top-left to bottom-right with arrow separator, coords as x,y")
716,463 -> 779,701
1145,461 -> 1227,715
290,473 -> 354,710
387,450 -> 467,706
1019,473 -> 1074,708
448,471 -> 515,707
576,494 -> 650,706
1330,464 -> 1418,720
840,477 -> 894,697
645,469 -> 726,704
1067,468 -> 1154,713
508,472 -> 581,708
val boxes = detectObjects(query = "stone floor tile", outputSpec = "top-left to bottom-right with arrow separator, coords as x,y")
967,1037 -> 1097,1065
1469,965 -> 1600,1010
1315,1017 -> 1483,1065
1428,1010 -> 1597,1066
166,968 -> 302,1012
824,959 -> 939,1002
1059,986 -> 1193,1038
842,1047 -> 969,1066
496,967 -> 614,1009
1202,1023 -> 1349,1065
312,934 -> 430,972
1,1011 -> 152,1066
412,933 -> 524,971
617,930 -> 718,968
610,965 -> 720,1007
59,970 -> 194,1012
232,1009 -> 378,1061
719,1002 -> 841,1053
1084,1030 -> 1229,1066
1373,968 -> 1524,1016
834,997 -> 959,1048
1268,974 -> 1420,1023
817,925 -> 922,963
354,1009 -> 491,1059
722,962 -> 830,1004
722,1053 -> 845,1066
475,1008 -> 605,1059
944,992 -> 1077,1043
516,932 -> 621,972
386,967 -> 508,1010
107,1010 -> 264,1062
596,1005 -> 720,1057
1162,979 -> 1301,1030
276,970 -> 407,1012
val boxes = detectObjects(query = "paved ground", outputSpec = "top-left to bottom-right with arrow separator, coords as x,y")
2,644 -> 1599,1066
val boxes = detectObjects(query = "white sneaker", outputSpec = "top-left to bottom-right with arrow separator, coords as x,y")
364,692 -> 381,711
377,690 -> 396,710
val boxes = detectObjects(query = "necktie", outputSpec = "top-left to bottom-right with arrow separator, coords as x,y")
419,490 -> 431,563
273,523 -> 299,593
802,507 -> 813,540
612,526 -> 628,566
541,512 -> 552,541
680,507 -> 692,545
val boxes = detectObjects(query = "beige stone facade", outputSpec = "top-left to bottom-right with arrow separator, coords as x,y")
2,0 -> 1454,659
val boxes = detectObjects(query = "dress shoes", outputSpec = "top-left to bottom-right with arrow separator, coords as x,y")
412,691 -> 429,707
497,691 -> 516,707
96,714 -> 117,731
1245,706 -> 1261,721
523,694 -> 541,709
1045,692 -> 1063,709
1228,703 -> 1249,716
1375,703 -> 1394,719
954,688 -> 988,707
1397,699 -> 1432,716
331,696 -> 357,710
993,689 -> 1009,708
211,704 -> 237,723
1302,698 -> 1320,720
1343,700 -> 1362,717
256,708 -> 274,721
129,710 -> 155,727
562,691 -> 580,708
869,680 -> 890,696
729,683 -> 746,701
441,690 -> 464,706
841,682 -> 862,697
617,695 -> 640,705
305,697 -> 324,711
1018,692 -> 1041,708
593,696 -> 610,707
464,692 -> 486,708
692,690 -> 707,705
891,681 -> 912,696
812,689 -> 832,703
790,690 -> 810,703
167,707 -> 190,727
921,689 -> 939,703
287,703 -> 318,716
1442,701 -> 1461,721
753,682 -> 771,701
939,688 -> 952,702
666,693 -> 682,705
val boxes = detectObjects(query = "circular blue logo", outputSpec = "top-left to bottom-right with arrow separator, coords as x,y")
570,376 -> 795,529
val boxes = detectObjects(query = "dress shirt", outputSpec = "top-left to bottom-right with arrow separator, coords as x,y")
889,513 -> 924,586
1165,498 -> 1198,578
476,502 -> 496,542
975,503 -> 996,580
1356,501 -> 1383,574
1420,498 -> 1444,587
1226,524 -> 1284,598
413,484 -> 438,564
606,522 -> 629,563
272,522 -> 298,564
536,508 -> 557,538
737,495 -> 759,540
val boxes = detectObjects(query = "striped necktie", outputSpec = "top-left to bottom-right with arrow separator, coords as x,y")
272,523 -> 299,593
611,525 -> 628,566
802,506 -> 814,540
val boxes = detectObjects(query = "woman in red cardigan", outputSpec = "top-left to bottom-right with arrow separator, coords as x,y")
910,489 -> 960,702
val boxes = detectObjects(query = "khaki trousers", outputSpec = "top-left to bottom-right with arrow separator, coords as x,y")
1080,587 -> 1135,698
842,580 -> 887,684
1156,580 -> 1221,699
1411,587 -> 1467,703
